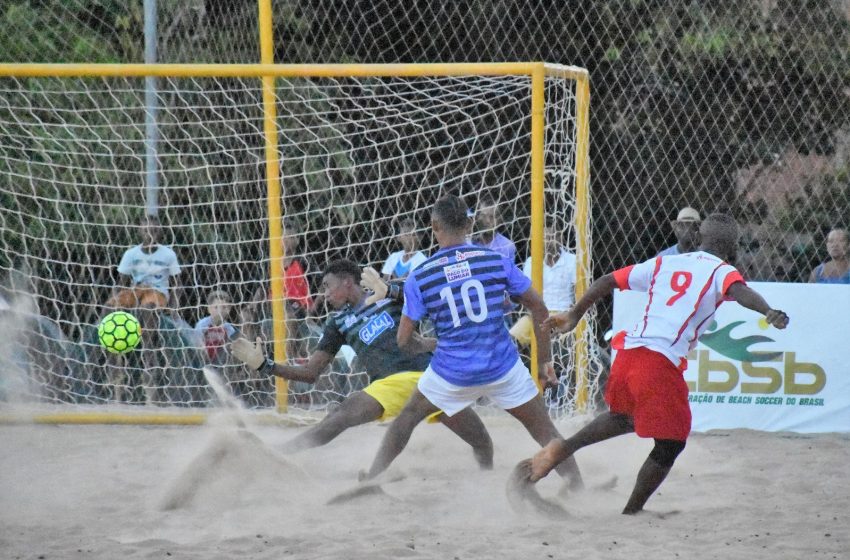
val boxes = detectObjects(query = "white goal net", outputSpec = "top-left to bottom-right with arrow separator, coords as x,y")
0,67 -> 603,421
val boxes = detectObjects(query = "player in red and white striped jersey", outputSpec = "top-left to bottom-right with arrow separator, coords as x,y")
518,213 -> 789,515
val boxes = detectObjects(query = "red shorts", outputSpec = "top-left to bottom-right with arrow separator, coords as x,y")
605,346 -> 691,441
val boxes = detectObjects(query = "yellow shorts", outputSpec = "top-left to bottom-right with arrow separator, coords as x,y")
363,371 -> 442,423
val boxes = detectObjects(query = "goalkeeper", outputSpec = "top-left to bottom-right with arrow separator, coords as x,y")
231,259 -> 494,466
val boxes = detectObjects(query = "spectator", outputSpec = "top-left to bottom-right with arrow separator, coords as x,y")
104,214 -> 182,405
107,214 -> 181,313
656,207 -> 701,257
737,223 -> 794,282
381,218 -> 428,281
474,195 -> 519,322
248,217 -> 316,361
510,224 -> 576,345
195,290 -> 238,365
808,227 -> 850,284
473,194 -> 517,262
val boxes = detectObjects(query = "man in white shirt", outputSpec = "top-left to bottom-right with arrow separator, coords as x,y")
515,213 -> 789,515
656,206 -> 701,257
107,215 -> 181,311
510,225 -> 576,345
104,215 -> 182,405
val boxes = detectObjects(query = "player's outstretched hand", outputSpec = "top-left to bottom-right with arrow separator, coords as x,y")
231,337 -> 265,371
360,266 -> 388,306
542,310 -> 579,334
765,309 -> 789,329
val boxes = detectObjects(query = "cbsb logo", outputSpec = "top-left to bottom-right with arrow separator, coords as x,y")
359,311 -> 394,345
687,320 -> 825,395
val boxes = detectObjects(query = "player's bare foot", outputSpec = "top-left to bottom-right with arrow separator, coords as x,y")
530,438 -> 569,482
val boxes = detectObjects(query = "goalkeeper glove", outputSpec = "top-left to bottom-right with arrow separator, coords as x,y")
231,337 -> 275,375
360,266 -> 388,306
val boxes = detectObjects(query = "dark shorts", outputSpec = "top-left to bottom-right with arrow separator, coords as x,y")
605,346 -> 691,441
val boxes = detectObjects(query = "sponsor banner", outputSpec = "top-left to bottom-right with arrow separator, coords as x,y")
613,282 -> 850,433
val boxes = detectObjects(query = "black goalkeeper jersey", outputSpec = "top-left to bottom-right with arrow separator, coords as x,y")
316,297 -> 431,382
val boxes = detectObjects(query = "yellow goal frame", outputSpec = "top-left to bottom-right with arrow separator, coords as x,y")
0,60 -> 591,423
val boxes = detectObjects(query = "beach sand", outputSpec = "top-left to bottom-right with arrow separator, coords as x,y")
1,413 -> 847,560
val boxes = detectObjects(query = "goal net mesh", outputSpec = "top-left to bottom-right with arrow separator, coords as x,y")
0,72 -> 603,419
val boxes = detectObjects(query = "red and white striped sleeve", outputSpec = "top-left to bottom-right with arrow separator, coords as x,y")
718,263 -> 746,296
613,257 -> 661,292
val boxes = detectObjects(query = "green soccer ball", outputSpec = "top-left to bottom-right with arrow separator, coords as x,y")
98,311 -> 142,354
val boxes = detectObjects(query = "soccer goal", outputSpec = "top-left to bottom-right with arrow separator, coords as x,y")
0,62 -> 602,424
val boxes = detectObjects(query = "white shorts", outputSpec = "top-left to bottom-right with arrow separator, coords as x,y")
417,358 -> 539,416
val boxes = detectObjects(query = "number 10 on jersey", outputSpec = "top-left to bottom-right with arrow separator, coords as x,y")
439,280 -> 489,327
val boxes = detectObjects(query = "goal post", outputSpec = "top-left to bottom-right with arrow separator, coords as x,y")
0,61 -> 599,424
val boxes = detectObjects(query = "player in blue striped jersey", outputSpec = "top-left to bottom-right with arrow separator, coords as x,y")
364,195 -> 582,487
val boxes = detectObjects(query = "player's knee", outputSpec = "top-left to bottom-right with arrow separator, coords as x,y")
649,439 -> 686,468
610,412 -> 634,431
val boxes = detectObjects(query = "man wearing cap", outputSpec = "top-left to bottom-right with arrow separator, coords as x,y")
656,207 -> 701,257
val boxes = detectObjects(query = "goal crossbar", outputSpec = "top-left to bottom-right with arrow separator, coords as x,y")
0,62 -> 588,80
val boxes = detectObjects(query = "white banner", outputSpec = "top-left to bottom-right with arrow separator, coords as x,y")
612,282 -> 850,433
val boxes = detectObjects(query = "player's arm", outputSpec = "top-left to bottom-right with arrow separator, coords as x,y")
515,287 -> 557,388
396,315 -> 418,352
725,282 -> 789,329
397,272 -> 430,352
544,273 -> 618,334
406,330 -> 437,354
230,337 -> 334,384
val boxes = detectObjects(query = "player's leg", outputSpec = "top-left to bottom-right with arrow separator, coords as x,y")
617,348 -> 691,513
529,345 -> 640,481
486,358 -> 584,487
281,390 -> 384,453
136,306 -> 162,405
365,388 -> 439,479
505,395 -> 584,489
105,353 -> 127,402
438,406 -> 494,470
622,438 -> 686,514
373,372 -> 494,470
530,411 -> 635,481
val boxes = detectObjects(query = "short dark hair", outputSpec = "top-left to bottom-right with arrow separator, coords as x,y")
432,195 -> 470,233
701,213 -> 739,253
323,259 -> 361,283
703,212 -> 738,229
